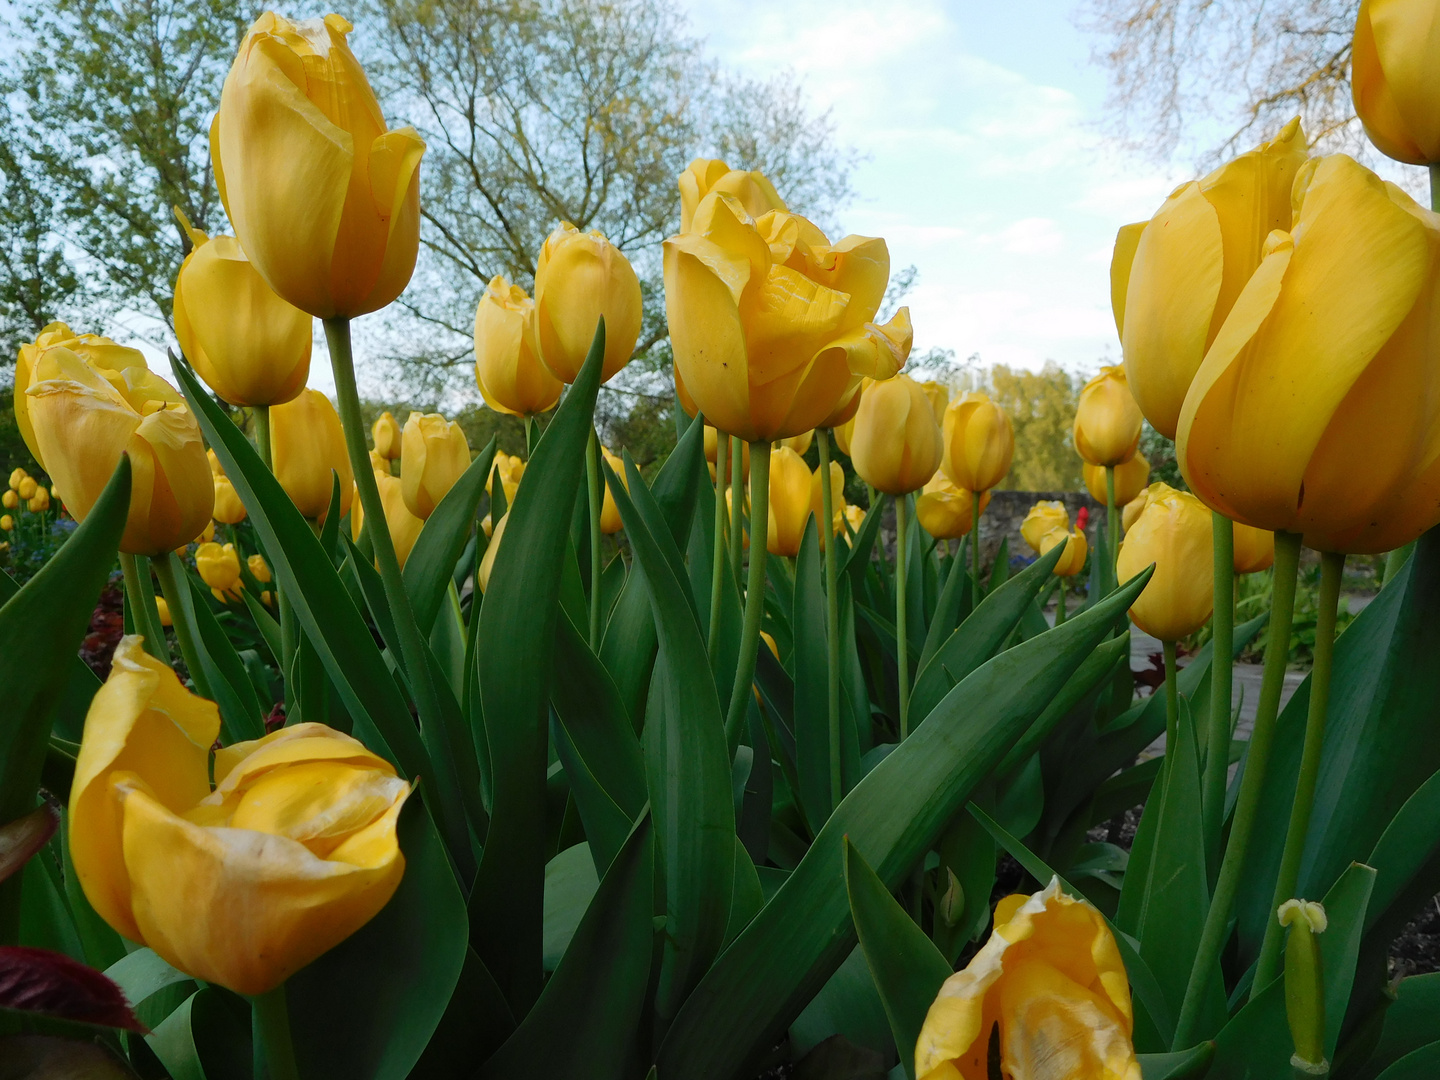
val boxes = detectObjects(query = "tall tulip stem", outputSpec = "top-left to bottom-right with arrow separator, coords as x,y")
1106,466 -> 1118,588
121,553 -> 170,664
818,429 -> 843,806
586,429 -> 603,648
1174,530 -> 1302,1049
895,493 -> 911,739
251,983 -> 300,1080
970,497 -> 982,598
152,553 -> 214,703
725,440 -> 770,751
708,431 -> 729,661
1055,577 -> 1067,624
1253,550 -> 1344,992
1204,513 -> 1235,871
729,435 -> 745,585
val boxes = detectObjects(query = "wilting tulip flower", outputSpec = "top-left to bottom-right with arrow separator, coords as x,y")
1178,154 -> 1440,553
27,487 -> 49,513
478,511 -> 508,592
212,474 -> 247,525
1353,0 -> 1440,165
402,413 -> 470,519
1117,482 -> 1214,641
69,638 -> 410,996
1233,521 -> 1276,574
213,13 -> 424,319
248,553 -> 271,584
17,477 -> 36,501
351,470 -> 424,569
916,878 -> 1140,1080
678,157 -> 787,233
1021,501 -> 1070,554
271,389 -> 353,520
942,392 -> 1014,494
1085,456 -> 1150,509
173,212 -> 311,407
705,424 -> 749,481
1120,119 -> 1308,438
1040,527 -> 1089,577
26,349 -> 212,555
850,374 -> 944,495
765,446 -> 814,557
916,474 -> 990,540
196,541 -> 244,602
599,447 -> 628,534
533,223 -> 642,384
1074,366 -> 1143,467
809,459 -> 845,543
487,451 -> 525,506
474,275 -> 562,416
665,188 -> 905,442
372,411 -> 401,460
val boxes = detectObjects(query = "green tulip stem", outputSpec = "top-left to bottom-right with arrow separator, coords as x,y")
1174,529 -> 1303,1049
253,404 -> 272,471
151,553 -> 213,702
1382,541 -> 1414,587
895,493 -> 911,739
1204,513 -> 1236,872
729,435 -> 745,585
586,428 -> 603,648
708,431 -> 729,661
121,553 -> 171,664
251,982 -> 300,1080
725,440 -> 771,752
1055,577 -> 1066,624
323,317 -> 472,871
818,429 -> 843,806
1163,640 -> 1179,758
970,496 -> 982,598
1253,550 -> 1344,992
1106,466 -> 1118,589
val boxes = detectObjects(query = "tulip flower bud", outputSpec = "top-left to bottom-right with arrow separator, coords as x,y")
8,467 -> 25,491
172,210 -> 311,407
196,541 -> 244,601
207,449 -> 224,477
1084,456 -> 1150,508
1121,119 -> 1308,439
705,425 -> 749,481
17,476 -> 35,500
1117,482 -> 1214,641
369,448 -> 390,474
599,447 -> 628,534
213,14 -> 425,319
919,381 -> 949,424
937,868 -> 965,928
350,469 -> 424,569
1353,0 -> 1440,165
1233,521 -> 1275,574
372,411 -> 402,460
270,389 -> 354,521
809,459 -> 845,546
401,413 -> 470,520
487,451 -> 525,507
26,348 -> 212,555
916,473 -> 989,540
1022,501 -> 1070,555
475,275 -> 562,416
155,596 -> 172,627
1040,527 -> 1088,578
843,503 -> 866,533
850,374 -> 944,496
1177,154 -> 1440,553
27,488 -> 50,513
766,446 -> 815,557
0,514 -> 12,532
478,511 -> 508,592
1073,366 -> 1143,467
534,223 -> 642,384
942,392 -> 1014,494
679,157 -> 787,233
833,413 -> 856,457
248,553 -> 271,584
212,474 -> 247,525
1279,898 -> 1329,1074
1,490 -> 16,510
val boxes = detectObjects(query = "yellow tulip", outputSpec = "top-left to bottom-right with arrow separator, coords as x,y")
401,413 -> 470,520
533,223 -> 642,384
27,488 -> 50,513
487,451 -> 525,506
207,449 -> 224,477
1117,482 -> 1214,641
8,467 -> 25,490
478,511 -> 508,592
1084,456 -> 1151,508
212,13 -> 425,319
372,411 -> 401,460
69,637 -> 409,996
369,448 -> 390,474
919,380 -> 949,426
173,212 -> 311,407
1110,221 -> 1146,339
17,476 -> 36,500
1233,521 -> 1276,574
916,474 -> 989,540
1074,365 -> 1143,467
849,374 -> 944,496
271,389 -> 354,521
1353,0 -> 1440,165
196,541 -> 244,602
25,349 -> 212,555
1122,486 -> 1151,534
780,430 -> 813,456
1120,119 -> 1309,438
480,512 -> 493,539
1,491 -> 16,510
664,186 -> 906,442
212,474 -> 248,525
942,392 -> 1014,494
350,470 -> 425,569
833,414 -> 856,457
765,446 -> 814,557
830,379 -> 877,456
197,520 -> 216,545
809,459 -> 845,544
599,447 -> 628,534
474,275 -> 562,416
843,503 -> 867,533
705,425 -> 748,480
1021,501 -> 1070,554
1178,154 -> 1440,553
674,361 -> 699,419
678,157 -> 787,233
916,878 -> 1140,1080
1040,527 -> 1089,577
155,596 -> 172,627
248,553 -> 272,584
0,515 -> 11,532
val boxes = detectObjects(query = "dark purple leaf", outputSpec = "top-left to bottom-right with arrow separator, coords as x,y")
0,802 -> 60,884
0,946 -> 148,1032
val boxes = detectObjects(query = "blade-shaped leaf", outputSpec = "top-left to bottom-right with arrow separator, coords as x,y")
793,519 -> 833,832
180,569 -> 265,742
404,437 -> 497,633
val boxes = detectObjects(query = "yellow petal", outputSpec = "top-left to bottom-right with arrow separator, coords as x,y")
1364,0 -> 1440,163
1110,222 -> 1146,338
1116,483 -> 1213,640
765,446 -> 813,557
401,413 -> 470,519
664,233 -> 755,440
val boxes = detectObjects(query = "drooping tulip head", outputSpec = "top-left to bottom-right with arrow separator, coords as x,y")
270,388 -> 354,521
849,374 -> 944,496
475,274 -> 563,415
401,412 -> 470,520
1084,456 -> 1151,508
942,392 -> 1014,494
678,158 -> 787,233
765,446 -> 814,557
1116,482 -> 1214,641
533,223 -> 642,384
1074,365 -> 1143,467
916,473 -> 989,541
1352,0 -> 1440,165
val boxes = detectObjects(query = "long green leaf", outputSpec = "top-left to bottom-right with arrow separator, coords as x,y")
182,569 -> 265,742
404,437 -> 496,633
1138,1045 -> 1215,1079
792,519 -> 833,831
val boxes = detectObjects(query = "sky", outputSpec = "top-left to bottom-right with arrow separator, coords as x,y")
676,0 -> 1190,377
